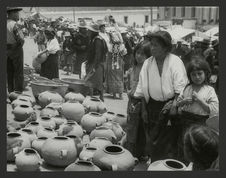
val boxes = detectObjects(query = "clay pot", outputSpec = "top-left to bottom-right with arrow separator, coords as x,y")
41,136 -> 78,167
83,97 -> 107,114
46,102 -> 63,112
7,132 -> 31,162
15,148 -> 41,171
37,116 -> 56,129
81,112 -> 107,133
112,114 -> 127,129
18,128 -> 38,143
88,137 -> 113,150
103,111 -> 116,121
17,94 -> 36,106
65,160 -> 101,171
57,121 -> 84,138
31,137 -> 48,157
66,135 -> 83,155
11,98 -> 32,109
61,101 -> 85,123
37,128 -> 58,138
9,91 -> 22,102
12,104 -> 35,122
93,145 -> 138,171
25,121 -> 43,134
38,91 -> 64,108
65,92 -> 85,103
40,106 -> 59,118
147,159 -> 193,171
102,121 -> 125,142
90,126 -> 117,143
52,115 -> 67,129
79,146 -> 97,161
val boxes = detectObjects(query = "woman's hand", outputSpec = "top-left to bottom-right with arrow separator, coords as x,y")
177,98 -> 193,107
192,91 -> 203,103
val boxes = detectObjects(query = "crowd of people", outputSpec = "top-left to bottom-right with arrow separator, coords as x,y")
7,7 -> 219,171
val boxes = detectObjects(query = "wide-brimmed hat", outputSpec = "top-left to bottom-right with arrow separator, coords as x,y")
97,20 -> 107,29
147,31 -> 172,48
44,27 -> 56,36
7,7 -> 23,13
78,20 -> 87,28
87,23 -> 99,33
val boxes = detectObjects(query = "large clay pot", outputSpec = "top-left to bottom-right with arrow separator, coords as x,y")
102,121 -> 125,142
57,121 -> 84,138
52,115 -> 67,129
88,137 -> 113,150
37,128 -> 58,138
112,114 -> 127,129
7,132 -> 31,162
93,145 -> 138,171
66,135 -> 83,155
40,106 -> 59,118
65,160 -> 101,171
11,98 -> 32,109
38,91 -> 64,108
61,101 -> 85,123
81,112 -> 107,133
147,159 -> 193,171
15,148 -> 41,171
64,92 -> 85,103
79,146 -> 98,161
41,136 -> 78,167
37,116 -> 56,129
12,104 -> 35,122
31,137 -> 48,157
90,126 -> 117,143
18,128 -> 37,143
83,97 -> 107,114
9,91 -> 22,102
103,111 -> 116,121
25,121 -> 43,134
17,94 -> 36,106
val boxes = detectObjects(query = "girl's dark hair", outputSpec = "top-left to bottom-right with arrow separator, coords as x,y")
183,125 -> 219,170
186,55 -> 211,84
45,31 -> 55,40
133,40 -> 151,66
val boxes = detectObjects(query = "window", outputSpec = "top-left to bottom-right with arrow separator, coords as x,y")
173,7 -> 176,17
145,15 -> 149,23
124,16 -> 128,24
181,7 -> 185,17
191,7 -> 196,17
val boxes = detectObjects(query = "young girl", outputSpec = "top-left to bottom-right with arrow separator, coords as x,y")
124,40 -> 151,160
176,55 -> 219,163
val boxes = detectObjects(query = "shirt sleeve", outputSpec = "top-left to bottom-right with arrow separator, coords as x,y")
172,56 -> 188,94
47,39 -> 60,54
207,87 -> 219,116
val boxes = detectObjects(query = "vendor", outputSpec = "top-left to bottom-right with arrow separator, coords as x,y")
38,27 -> 60,79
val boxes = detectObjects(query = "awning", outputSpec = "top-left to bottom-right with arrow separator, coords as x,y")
204,26 -> 219,37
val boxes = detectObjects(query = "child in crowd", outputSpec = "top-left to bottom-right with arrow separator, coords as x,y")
176,55 -> 219,163
124,40 -> 151,160
183,125 -> 219,170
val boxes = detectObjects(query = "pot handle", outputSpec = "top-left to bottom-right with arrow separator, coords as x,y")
12,147 -> 19,154
112,164 -> 118,171
58,106 -> 63,114
60,149 -> 68,159
186,162 -> 193,171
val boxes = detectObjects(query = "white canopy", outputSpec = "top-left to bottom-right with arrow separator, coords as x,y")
204,26 -> 219,37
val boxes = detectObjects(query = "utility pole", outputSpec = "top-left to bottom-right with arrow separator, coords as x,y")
73,7 -> 75,22
150,7 -> 153,25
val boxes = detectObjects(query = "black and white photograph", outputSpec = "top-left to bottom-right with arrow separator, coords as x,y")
6,6 -> 219,172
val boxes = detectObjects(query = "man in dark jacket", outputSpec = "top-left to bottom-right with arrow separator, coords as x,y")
7,7 -> 25,93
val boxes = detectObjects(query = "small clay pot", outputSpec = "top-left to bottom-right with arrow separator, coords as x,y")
112,114 -> 127,129
15,148 -> 41,171
65,160 -> 101,171
36,127 -> 58,138
38,91 -> 64,108
25,121 -> 43,134
79,146 -> 97,161
37,116 -> 56,129
9,91 -> 22,102
88,137 -> 113,150
64,92 -> 85,103
83,97 -> 107,114
57,121 -> 84,138
103,111 -> 116,121
89,126 -> 117,142
12,104 -> 34,122
40,106 -> 59,118
31,137 -> 48,157
18,128 -> 37,143
11,98 -> 32,109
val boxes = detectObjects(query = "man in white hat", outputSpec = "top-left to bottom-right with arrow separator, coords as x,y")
7,7 -> 25,93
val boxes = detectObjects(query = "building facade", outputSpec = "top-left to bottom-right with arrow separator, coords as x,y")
157,7 -> 219,25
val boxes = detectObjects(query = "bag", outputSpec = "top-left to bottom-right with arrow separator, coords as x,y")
35,52 -> 48,64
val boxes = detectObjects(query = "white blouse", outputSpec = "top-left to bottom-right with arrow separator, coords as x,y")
178,85 -> 219,117
46,38 -> 60,54
134,53 -> 188,103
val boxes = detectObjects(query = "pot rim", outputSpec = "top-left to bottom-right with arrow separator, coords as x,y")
76,160 -> 94,166
163,159 -> 186,170
7,132 -> 21,137
103,145 -> 124,155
